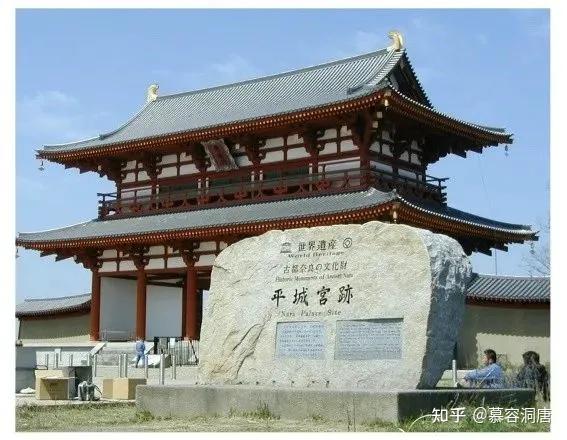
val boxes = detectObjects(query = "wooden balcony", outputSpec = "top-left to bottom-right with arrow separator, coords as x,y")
97,168 -> 447,219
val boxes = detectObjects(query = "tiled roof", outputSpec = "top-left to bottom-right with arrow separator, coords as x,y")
16,188 -> 533,245
42,48 -> 406,153
466,273 -> 550,303
16,293 -> 91,318
398,194 -> 533,234
39,47 -> 509,155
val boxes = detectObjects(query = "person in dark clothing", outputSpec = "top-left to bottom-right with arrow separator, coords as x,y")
516,351 -> 549,401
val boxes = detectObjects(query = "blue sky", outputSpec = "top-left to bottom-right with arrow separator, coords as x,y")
15,9 -> 549,301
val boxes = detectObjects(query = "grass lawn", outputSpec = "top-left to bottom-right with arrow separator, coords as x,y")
15,402 -> 550,432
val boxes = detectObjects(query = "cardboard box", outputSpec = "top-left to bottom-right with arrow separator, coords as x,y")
112,378 -> 147,400
34,369 -> 64,379
102,378 -> 114,399
35,377 -> 75,400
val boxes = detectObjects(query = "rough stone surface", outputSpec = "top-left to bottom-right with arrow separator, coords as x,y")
199,221 -> 472,389
136,385 -> 535,423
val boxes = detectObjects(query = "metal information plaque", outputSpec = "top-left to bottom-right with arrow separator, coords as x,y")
275,321 -> 326,359
334,318 -> 403,360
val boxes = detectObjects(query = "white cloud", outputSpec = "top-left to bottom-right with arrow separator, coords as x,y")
409,16 -> 447,36
353,31 -> 384,53
211,54 -> 260,83
17,90 -> 95,143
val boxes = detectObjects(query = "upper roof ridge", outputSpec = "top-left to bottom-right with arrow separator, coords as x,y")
157,47 -> 393,101
23,293 -> 91,302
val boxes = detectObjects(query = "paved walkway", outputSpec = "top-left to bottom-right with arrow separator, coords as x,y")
16,394 -> 134,407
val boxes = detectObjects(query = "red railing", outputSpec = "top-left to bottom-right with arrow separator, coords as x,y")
98,168 -> 447,219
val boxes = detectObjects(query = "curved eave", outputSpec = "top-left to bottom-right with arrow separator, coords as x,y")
16,301 -> 91,319
383,88 -> 513,145
465,297 -> 549,307
37,92 -> 386,162
396,197 -> 535,242
16,199 -> 535,251
37,88 -> 512,163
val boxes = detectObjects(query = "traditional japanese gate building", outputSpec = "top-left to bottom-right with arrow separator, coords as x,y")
16,33 -> 537,342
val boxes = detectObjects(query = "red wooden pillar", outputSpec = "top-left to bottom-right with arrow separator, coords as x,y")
90,269 -> 101,341
185,262 -> 199,340
181,276 -> 187,337
135,266 -> 147,340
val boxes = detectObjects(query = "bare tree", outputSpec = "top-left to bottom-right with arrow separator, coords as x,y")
522,217 -> 550,276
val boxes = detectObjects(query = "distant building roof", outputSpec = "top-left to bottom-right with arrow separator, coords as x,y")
466,273 -> 550,304
38,48 -> 509,157
16,188 -> 534,247
16,293 -> 91,318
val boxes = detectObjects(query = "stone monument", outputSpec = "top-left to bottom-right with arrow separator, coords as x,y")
198,221 -> 472,389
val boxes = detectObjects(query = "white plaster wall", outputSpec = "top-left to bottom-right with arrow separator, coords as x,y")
370,141 -> 382,153
119,260 -> 136,272
264,137 -> 284,149
320,142 -> 338,155
235,155 -> 253,167
100,277 -> 136,337
287,134 -> 300,144
159,167 -> 177,178
167,257 -> 185,269
263,150 -> 285,163
146,284 -> 183,338
146,258 -> 165,270
198,241 -> 217,252
320,128 -> 337,140
122,160 -> 137,171
340,139 -> 356,151
371,161 -> 393,173
322,160 -> 360,173
339,125 -> 351,136
159,154 -> 178,165
122,172 -> 136,184
147,246 -> 164,256
287,147 -> 309,160
196,254 -> 217,267
101,249 -> 117,259
180,164 -> 198,175
99,261 -> 117,273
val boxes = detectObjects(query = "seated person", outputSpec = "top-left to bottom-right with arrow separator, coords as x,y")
460,349 -> 504,388
516,351 -> 549,401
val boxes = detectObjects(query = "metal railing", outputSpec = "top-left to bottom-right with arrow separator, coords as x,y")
98,167 -> 447,219
153,337 -> 199,366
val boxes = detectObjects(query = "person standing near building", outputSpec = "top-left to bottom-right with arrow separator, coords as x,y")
460,349 -> 504,388
135,338 -> 146,368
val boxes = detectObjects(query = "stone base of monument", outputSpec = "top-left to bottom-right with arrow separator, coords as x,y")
136,385 -> 535,424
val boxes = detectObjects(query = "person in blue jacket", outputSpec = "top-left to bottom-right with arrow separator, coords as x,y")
461,349 -> 504,388
135,338 -> 146,368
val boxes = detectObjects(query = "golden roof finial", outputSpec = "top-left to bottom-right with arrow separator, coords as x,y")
387,30 -> 404,51
147,84 -> 159,103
